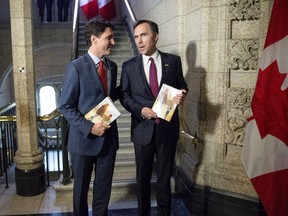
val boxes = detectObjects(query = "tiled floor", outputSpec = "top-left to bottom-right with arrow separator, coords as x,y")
0,181 -> 191,216
1,166 -> 270,216
0,161 -> 191,216
1,165 -> 268,216
0,182 -> 71,215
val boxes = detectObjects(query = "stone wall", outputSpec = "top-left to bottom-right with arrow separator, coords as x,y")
0,23 -> 72,108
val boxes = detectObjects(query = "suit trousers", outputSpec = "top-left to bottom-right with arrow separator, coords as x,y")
134,124 -> 178,216
71,139 -> 116,216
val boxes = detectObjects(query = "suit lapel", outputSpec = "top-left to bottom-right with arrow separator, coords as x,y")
106,59 -> 112,95
159,52 -> 170,88
83,53 -> 98,79
83,53 -> 106,95
136,55 -> 152,92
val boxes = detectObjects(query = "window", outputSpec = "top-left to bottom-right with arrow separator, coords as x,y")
39,85 -> 56,115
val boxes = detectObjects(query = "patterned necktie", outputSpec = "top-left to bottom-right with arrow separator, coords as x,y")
149,57 -> 160,124
99,60 -> 107,95
149,57 -> 158,97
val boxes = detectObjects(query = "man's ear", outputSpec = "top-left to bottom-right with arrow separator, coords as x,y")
91,35 -> 97,44
155,34 -> 159,42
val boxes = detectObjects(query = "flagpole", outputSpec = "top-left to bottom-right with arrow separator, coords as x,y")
124,0 -> 136,22
71,0 -> 80,60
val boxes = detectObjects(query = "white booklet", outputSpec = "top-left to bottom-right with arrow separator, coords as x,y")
85,97 -> 121,124
152,84 -> 182,122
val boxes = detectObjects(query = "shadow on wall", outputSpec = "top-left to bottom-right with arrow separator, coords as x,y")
180,42 -> 221,167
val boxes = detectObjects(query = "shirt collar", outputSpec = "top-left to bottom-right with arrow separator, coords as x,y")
88,51 -> 105,65
143,50 -> 160,65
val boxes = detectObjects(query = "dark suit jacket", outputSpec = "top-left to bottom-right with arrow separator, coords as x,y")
120,51 -> 188,145
59,53 -> 119,156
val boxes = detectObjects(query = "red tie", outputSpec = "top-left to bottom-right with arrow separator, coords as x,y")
149,57 -> 160,124
149,57 -> 158,97
99,60 -> 107,95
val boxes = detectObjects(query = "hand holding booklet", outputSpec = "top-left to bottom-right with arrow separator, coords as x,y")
85,97 -> 121,124
152,84 -> 182,122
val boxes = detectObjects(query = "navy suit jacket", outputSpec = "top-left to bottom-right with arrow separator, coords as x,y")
59,53 -> 119,156
120,51 -> 188,145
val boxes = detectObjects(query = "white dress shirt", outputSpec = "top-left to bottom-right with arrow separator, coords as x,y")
142,50 -> 162,86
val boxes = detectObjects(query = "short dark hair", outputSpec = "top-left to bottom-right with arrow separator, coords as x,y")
133,19 -> 159,35
84,19 -> 115,46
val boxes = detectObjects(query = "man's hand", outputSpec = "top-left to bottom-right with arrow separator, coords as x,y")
173,89 -> 187,105
91,122 -> 110,136
141,107 -> 157,120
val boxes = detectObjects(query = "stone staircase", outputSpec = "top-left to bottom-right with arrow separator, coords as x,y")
100,21 -> 138,201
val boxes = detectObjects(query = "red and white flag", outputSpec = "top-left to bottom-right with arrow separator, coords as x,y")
99,0 -> 116,20
80,0 -> 99,20
242,0 -> 288,215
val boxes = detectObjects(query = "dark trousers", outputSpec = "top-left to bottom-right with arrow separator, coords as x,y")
37,0 -> 53,22
57,0 -> 70,21
71,141 -> 116,216
134,125 -> 178,216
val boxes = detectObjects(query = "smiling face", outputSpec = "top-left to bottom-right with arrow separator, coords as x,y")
134,22 -> 158,56
89,27 -> 115,58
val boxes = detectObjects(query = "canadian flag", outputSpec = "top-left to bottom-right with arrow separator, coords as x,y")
80,0 -> 116,20
242,0 -> 288,215
80,0 -> 99,20
99,0 -> 116,20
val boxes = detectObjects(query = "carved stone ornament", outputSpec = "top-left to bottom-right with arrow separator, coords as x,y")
225,87 -> 253,146
228,39 -> 259,70
229,0 -> 261,21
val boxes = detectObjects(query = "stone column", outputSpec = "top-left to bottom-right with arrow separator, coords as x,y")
10,0 -> 46,196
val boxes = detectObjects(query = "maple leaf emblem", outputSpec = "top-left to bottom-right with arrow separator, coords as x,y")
250,50 -> 288,145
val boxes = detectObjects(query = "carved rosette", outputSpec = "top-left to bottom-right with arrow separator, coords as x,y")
229,0 -> 261,21
228,39 -> 259,70
225,87 -> 253,146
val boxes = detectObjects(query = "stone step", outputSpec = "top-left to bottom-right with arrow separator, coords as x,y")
117,121 -> 130,125
117,142 -> 134,153
116,148 -> 134,161
118,126 -> 130,139
53,178 -> 140,200
53,176 -> 175,202
113,160 -> 136,180
77,21 -> 136,59
115,105 -> 129,112
119,136 -> 131,144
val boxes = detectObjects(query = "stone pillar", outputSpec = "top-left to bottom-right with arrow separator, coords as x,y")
10,0 -> 46,196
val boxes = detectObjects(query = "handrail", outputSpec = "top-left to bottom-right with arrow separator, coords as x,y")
37,108 -> 71,185
124,0 -> 136,22
0,116 -> 16,122
0,102 -> 16,114
123,0 -> 138,55
0,103 -> 17,189
71,0 -> 80,60
0,106 -> 71,186
180,130 -> 198,145
37,109 -> 61,121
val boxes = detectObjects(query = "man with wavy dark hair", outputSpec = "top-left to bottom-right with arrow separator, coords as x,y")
59,19 -> 118,216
